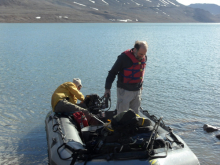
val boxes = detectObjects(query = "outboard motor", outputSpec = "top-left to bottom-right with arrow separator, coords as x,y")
84,94 -> 100,113
84,94 -> 117,122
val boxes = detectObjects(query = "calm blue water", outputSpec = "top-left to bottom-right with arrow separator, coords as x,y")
0,23 -> 220,165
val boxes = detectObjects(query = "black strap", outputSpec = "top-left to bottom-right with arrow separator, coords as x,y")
149,141 -> 169,159
57,143 -> 72,160
70,153 -> 79,165
57,143 -> 87,164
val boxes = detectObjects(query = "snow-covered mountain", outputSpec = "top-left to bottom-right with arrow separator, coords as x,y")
0,0 -> 219,22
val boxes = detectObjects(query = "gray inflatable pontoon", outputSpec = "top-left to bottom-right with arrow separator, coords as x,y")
45,95 -> 200,165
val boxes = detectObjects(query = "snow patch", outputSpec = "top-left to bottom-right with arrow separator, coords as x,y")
89,0 -> 95,3
167,0 -> 179,7
109,19 -> 116,21
73,2 -> 86,6
117,19 -> 131,22
90,7 -> 99,10
109,19 -> 133,22
35,16 -> 41,19
102,0 -> 109,5
131,0 -> 141,6
159,0 -> 169,6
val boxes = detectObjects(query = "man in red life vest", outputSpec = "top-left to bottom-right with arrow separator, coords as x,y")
104,41 -> 148,114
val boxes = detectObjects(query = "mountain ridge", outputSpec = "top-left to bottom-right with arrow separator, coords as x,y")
0,0 -> 220,23
188,3 -> 220,15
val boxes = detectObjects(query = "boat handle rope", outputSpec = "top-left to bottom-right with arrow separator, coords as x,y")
52,116 -> 60,132
57,143 -> 79,163
52,115 -> 66,140
148,141 -> 169,159
57,143 -> 91,165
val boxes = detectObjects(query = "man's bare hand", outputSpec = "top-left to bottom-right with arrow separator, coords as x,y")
104,89 -> 111,97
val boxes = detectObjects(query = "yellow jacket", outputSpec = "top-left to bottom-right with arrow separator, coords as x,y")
51,82 -> 84,111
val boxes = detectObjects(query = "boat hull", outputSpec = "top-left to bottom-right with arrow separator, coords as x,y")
45,110 -> 200,165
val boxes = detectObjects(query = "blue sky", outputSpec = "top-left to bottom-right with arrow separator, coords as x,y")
176,0 -> 220,6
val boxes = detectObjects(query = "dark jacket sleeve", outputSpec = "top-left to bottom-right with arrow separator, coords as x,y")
105,55 -> 124,89
105,52 -> 147,91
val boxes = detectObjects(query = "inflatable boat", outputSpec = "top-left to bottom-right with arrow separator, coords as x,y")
45,94 -> 200,165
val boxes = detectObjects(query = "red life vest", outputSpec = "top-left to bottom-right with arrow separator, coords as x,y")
123,49 -> 146,83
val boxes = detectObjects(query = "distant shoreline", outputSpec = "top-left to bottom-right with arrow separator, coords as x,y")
1,0 -> 220,23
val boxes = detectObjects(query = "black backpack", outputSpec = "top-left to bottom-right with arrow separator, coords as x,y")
111,109 -> 138,133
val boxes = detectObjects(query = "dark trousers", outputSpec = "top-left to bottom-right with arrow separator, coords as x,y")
54,99 -> 101,125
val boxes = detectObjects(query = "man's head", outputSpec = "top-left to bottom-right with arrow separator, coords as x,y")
133,41 -> 148,61
73,78 -> 82,90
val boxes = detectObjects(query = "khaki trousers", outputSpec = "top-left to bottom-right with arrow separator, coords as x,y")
116,87 -> 141,114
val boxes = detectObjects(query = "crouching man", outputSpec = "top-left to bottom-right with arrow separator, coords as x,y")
51,78 -> 100,125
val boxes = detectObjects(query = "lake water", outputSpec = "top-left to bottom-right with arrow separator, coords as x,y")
0,23 -> 220,165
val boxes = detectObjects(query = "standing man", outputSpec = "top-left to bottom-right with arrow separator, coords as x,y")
104,41 -> 148,114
